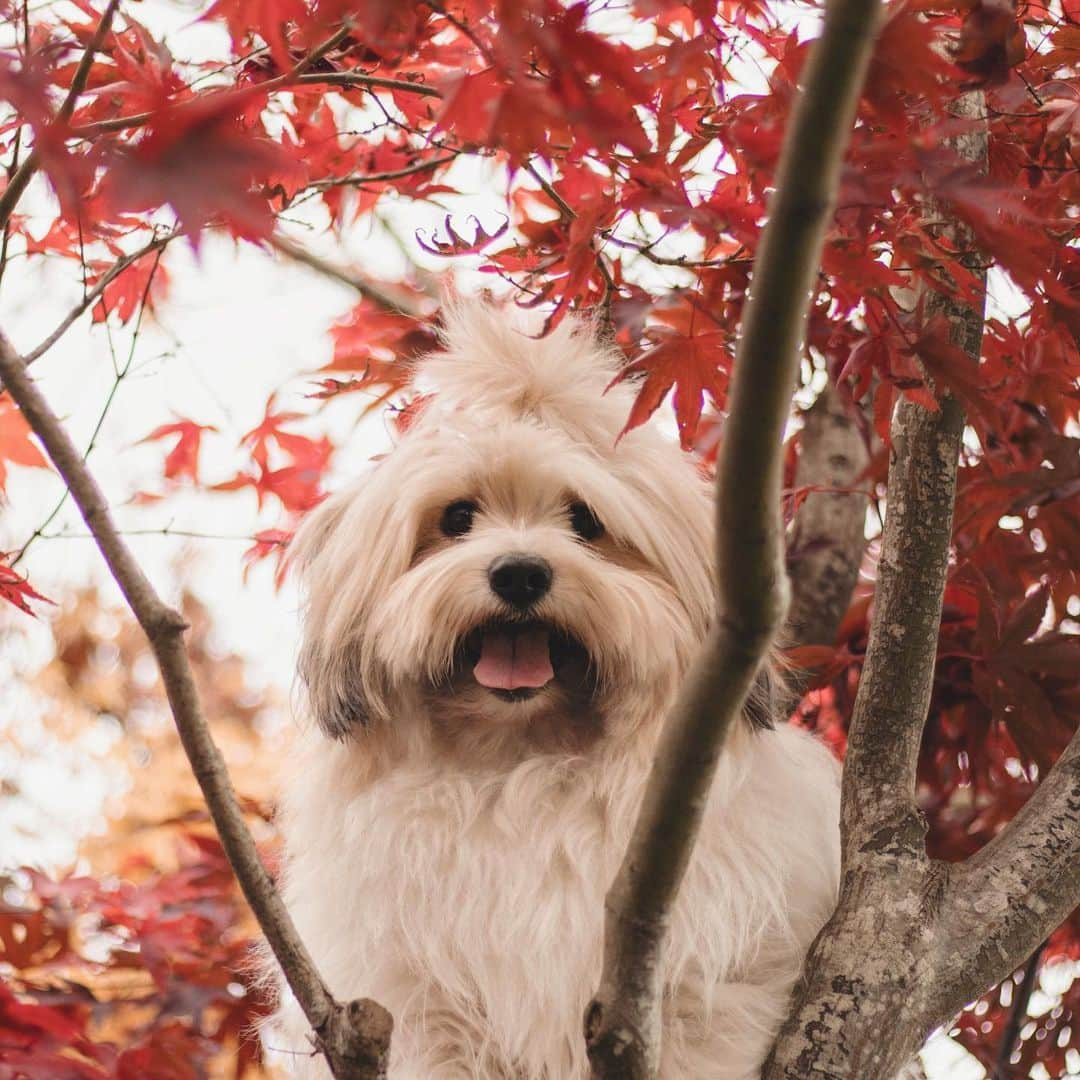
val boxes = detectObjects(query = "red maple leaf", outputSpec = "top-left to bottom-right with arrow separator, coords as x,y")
215,397 -> 332,511
0,556 -> 53,616
102,88 -> 303,241
915,314 -> 1001,440
1045,87 -> 1080,150
89,249 -> 171,325
0,395 -> 48,494
243,527 -> 293,586
614,327 -> 731,449
954,0 -> 1025,87
436,68 -> 569,160
204,0 -> 308,76
327,298 -> 436,380
139,419 -> 218,482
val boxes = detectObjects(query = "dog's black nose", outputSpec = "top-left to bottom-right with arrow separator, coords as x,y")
488,554 -> 553,609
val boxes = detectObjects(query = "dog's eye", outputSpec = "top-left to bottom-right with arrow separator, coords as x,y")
441,500 -> 477,537
569,502 -> 604,542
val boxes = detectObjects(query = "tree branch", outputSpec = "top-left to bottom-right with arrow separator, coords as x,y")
0,0 -> 123,230
305,153 -> 460,192
781,381 -> 870,713
937,734 -> 1079,1027
20,229 -> 178,367
583,1 -> 884,1075
0,333 -> 393,1079
842,86 -> 988,850
762,87 -> 994,1080
293,71 -> 442,97
70,61 -> 444,141
599,231 -> 751,270
269,233 -> 427,318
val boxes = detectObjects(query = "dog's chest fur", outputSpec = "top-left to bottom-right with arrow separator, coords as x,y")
273,725 -> 841,1079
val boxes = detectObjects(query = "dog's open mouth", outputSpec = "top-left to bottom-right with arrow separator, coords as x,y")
462,620 -> 589,702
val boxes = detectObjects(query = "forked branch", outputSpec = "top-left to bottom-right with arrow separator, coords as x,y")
938,727 -> 1080,1024
761,85 -> 1080,1080
583,1 -> 884,1075
0,333 -> 393,1079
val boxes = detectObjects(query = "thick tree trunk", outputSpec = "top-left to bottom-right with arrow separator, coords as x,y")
764,89 -> 989,1080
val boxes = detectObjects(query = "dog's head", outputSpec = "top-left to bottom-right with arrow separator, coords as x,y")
294,303 -> 722,760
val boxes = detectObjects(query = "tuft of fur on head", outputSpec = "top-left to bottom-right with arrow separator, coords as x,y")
292,300 -> 771,764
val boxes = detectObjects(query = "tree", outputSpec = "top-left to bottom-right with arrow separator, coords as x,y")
0,0 -> 1078,1077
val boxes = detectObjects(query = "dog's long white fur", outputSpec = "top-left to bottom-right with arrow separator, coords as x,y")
267,303 -> 842,1078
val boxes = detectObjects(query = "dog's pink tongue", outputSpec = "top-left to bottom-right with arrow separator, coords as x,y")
474,627 -> 554,690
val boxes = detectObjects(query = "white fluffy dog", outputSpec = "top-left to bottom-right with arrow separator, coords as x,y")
269,304 -> 841,1079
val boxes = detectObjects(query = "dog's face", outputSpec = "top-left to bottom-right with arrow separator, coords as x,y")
294,306 -> 715,763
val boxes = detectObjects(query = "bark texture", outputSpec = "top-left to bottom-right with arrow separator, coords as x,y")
781,382 -> 870,712
787,384 -> 870,651
584,1 -> 885,1075
0,334 -> 392,1079
764,86 -> 1080,1079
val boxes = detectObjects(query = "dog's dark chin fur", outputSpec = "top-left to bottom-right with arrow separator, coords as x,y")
421,619 -> 606,762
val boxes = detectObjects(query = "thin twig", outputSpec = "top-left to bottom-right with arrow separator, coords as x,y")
294,71 -> 442,98
283,22 -> 355,79
306,153 -> 460,192
585,0 -> 884,1075
0,125 -> 23,291
270,233 -> 426,318
992,941 -> 1046,1080
523,159 -> 617,322
0,332 -> 393,1078
0,0 -> 123,229
601,232 -> 750,270
22,230 -> 178,366
41,525 -> 264,542
424,0 -> 495,62
71,42 -> 439,141
13,244 -> 165,567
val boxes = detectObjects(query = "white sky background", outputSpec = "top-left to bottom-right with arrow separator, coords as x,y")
0,1 -> 1065,1076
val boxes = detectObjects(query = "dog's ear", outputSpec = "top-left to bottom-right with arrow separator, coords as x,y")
292,490 -> 373,739
298,637 -> 369,739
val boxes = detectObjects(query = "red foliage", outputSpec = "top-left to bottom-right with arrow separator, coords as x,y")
0,395 -> 47,492
140,420 -> 218,483
0,837 -> 266,1078
0,554 -> 53,616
